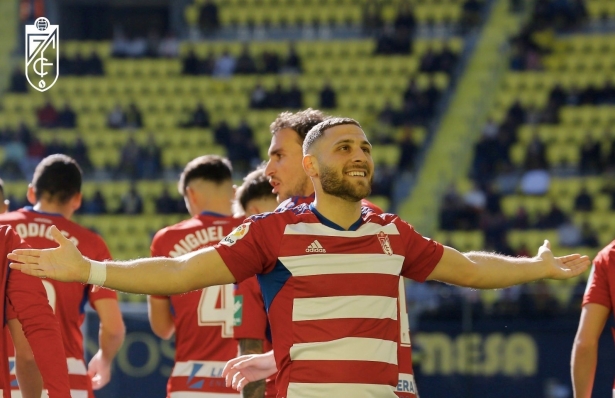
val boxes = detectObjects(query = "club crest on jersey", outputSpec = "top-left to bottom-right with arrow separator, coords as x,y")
220,223 -> 250,247
377,231 -> 393,256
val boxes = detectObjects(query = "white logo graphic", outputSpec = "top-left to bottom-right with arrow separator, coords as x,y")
25,17 -> 59,92
377,231 -> 393,256
220,223 -> 250,247
306,240 -> 326,253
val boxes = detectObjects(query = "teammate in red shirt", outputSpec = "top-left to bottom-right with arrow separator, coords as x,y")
12,119 -> 590,397
148,155 -> 242,397
0,155 -> 125,397
234,167 -> 279,397
263,109 -> 416,396
572,240 -> 615,396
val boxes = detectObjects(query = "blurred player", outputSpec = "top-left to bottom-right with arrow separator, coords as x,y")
147,155 -> 242,397
264,109 -> 417,396
0,154 -> 125,397
571,240 -> 615,397
10,119 -> 590,397
233,167 -> 278,397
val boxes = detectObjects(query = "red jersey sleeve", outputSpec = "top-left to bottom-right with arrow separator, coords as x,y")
234,277 -> 267,340
6,231 -> 71,397
215,217 -> 282,283
397,219 -> 444,282
582,248 -> 613,309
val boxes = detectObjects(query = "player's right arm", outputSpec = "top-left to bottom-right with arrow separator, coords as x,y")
7,318 -> 43,398
571,303 -> 609,398
9,226 -> 236,295
147,296 -> 175,339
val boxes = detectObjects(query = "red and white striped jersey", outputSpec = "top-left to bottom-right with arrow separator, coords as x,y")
215,203 -> 443,397
151,212 -> 243,397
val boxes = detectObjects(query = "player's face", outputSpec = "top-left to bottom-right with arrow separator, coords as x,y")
265,128 -> 311,202
316,124 -> 374,202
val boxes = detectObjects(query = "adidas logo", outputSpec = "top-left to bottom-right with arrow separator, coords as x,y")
306,240 -> 326,253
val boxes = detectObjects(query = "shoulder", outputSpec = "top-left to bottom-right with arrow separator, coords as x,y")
276,196 -> 313,211
0,209 -> 28,223
594,240 -> 615,268
360,199 -> 383,215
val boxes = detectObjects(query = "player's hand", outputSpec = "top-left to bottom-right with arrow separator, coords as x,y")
222,352 -> 277,391
88,350 -> 112,390
537,240 -> 590,280
7,225 -> 90,283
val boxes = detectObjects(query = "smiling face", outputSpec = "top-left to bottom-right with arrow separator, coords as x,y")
264,128 -> 312,202
307,124 -> 374,202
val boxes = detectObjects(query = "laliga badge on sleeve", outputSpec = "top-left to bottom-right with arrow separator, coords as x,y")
25,17 -> 59,92
220,223 -> 251,247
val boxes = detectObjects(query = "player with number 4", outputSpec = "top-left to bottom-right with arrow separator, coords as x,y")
148,155 -> 243,397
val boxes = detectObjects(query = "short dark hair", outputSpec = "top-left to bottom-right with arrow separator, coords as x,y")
32,154 -> 82,204
270,108 -> 330,142
178,155 -> 233,195
302,117 -> 362,155
236,166 -> 276,212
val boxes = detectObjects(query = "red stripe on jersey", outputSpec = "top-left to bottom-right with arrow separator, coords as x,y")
169,376 -> 238,394
292,274 -> 399,298
289,360 -> 398,386
293,318 -> 399,344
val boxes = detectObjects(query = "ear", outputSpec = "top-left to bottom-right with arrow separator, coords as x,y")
0,200 -> 9,214
26,185 -> 36,205
302,154 -> 318,178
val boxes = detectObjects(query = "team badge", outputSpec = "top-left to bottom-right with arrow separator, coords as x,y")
25,17 -> 59,92
377,231 -> 393,256
220,223 -> 250,246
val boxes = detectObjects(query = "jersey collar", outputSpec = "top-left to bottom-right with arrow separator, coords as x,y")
23,206 -> 63,217
309,203 -> 363,231
199,211 -> 228,218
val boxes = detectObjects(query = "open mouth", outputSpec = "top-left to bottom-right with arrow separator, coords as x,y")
269,180 -> 280,193
345,170 -> 367,177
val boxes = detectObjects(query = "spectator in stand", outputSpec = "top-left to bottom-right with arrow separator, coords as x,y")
286,82 -> 303,109
140,134 -> 162,179
57,103 -> 77,128
282,43 -> 302,74
125,103 -> 143,129
84,51 -> 104,75
372,161 -> 395,198
397,126 -> 418,172
574,185 -> 593,212
213,50 -> 236,78
182,102 -> 210,128
461,0 -> 482,30
71,52 -> 87,76
439,43 -> 458,74
439,183 -> 464,230
83,190 -> 108,215
182,48 -> 201,75
394,1 -> 416,34
464,182 -> 487,213
44,133 -> 68,156
536,202 -> 568,229
250,83 -> 269,109
261,50 -> 280,74
37,100 -> 58,128
9,66 -> 28,93
158,32 -> 180,58
420,47 -> 438,73
145,30 -> 161,58
202,50 -> 216,75
558,219 -> 582,248
510,206 -> 530,229
362,1 -> 383,35
116,136 -> 141,180
107,104 -> 126,129
71,137 -> 93,175
235,44 -> 258,75
0,135 -> 27,179
111,28 -> 131,58
155,187 -> 177,215
319,81 -> 337,109
199,0 -> 219,36
579,134 -> 603,175
524,131 -> 548,170
214,121 -> 232,148
116,184 -> 143,215
520,168 -> 550,195
580,221 -> 599,248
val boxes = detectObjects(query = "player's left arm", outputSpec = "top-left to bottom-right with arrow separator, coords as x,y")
88,297 -> 125,390
147,296 -> 175,339
7,318 -> 43,398
238,339 -> 266,398
426,241 -> 590,288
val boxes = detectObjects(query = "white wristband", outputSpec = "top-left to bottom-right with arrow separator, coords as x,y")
87,260 -> 107,286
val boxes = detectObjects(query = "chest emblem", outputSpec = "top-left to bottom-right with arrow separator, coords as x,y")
377,231 -> 393,256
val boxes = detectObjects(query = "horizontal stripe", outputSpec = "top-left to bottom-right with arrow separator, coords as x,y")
169,377 -> 238,395
9,391 -> 87,398
171,361 -> 228,377
289,360 -> 398,385
170,392 -> 241,398
287,382 -> 396,398
293,273 -> 400,299
293,295 -> 397,321
396,373 -> 418,395
289,337 -> 397,364
280,254 -> 403,276
293,318 -> 399,344
284,222 -> 400,237
67,357 -> 87,375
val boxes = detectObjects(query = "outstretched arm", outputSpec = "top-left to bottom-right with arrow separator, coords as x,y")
427,241 -> 590,289
571,303 -> 609,398
8,226 -> 236,295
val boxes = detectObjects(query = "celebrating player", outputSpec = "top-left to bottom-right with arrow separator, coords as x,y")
233,166 -> 279,397
9,119 -> 590,397
0,155 -> 125,397
147,155 -> 243,397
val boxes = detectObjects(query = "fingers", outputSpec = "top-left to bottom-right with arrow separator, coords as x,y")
542,239 -> 551,249
8,250 -> 42,260
49,225 -> 70,246
232,371 -> 247,391
557,253 -> 581,263
222,356 -> 243,378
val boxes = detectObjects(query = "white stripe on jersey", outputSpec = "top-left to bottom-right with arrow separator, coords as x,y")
293,295 -> 398,321
171,360 -> 228,378
287,382 -> 396,398
289,337 -> 397,364
284,222 -> 401,237
280,253 -> 404,276
9,357 -> 86,376
170,392 -> 240,398
397,373 -> 418,394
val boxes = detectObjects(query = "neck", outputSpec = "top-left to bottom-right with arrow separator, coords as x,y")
312,191 -> 362,230
193,201 -> 233,217
33,202 -> 72,219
